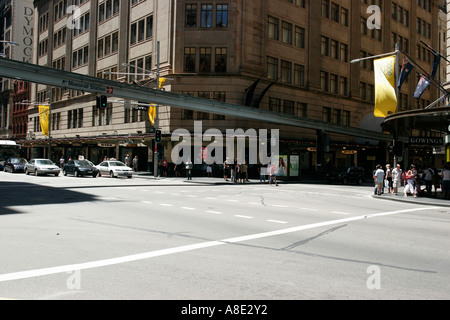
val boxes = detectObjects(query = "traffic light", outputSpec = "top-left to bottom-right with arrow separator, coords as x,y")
155,129 -> 162,142
96,95 -> 107,109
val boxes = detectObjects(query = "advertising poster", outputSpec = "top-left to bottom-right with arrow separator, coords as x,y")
273,155 -> 288,176
289,155 -> 299,177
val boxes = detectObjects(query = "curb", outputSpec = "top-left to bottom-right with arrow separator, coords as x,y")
371,194 -> 450,207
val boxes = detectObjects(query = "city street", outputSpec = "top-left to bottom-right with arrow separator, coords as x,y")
0,171 -> 449,301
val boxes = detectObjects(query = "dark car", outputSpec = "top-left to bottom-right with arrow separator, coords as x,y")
326,166 -> 365,185
3,157 -> 27,173
63,159 -> 99,177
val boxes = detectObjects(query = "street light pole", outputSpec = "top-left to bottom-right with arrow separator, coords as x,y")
154,41 -> 160,178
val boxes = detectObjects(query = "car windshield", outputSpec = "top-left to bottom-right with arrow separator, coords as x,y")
74,160 -> 92,167
11,158 -> 26,164
109,161 -> 126,167
36,159 -> 54,165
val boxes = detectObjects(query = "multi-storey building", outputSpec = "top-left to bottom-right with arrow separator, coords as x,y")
0,0 -> 34,140
25,0 -> 445,177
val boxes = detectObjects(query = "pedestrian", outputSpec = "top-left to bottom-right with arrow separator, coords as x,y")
391,164 -> 402,195
124,154 -> 130,167
441,163 -> 450,200
223,158 -> 229,181
235,162 -> 241,183
269,162 -> 278,186
206,163 -> 212,177
404,164 -> 418,198
258,163 -> 266,183
423,165 -> 434,196
185,158 -> 193,180
162,157 -> 168,177
373,164 -> 385,196
231,158 -> 237,182
59,156 -> 65,168
385,164 -> 392,193
132,155 -> 139,172
241,160 -> 248,183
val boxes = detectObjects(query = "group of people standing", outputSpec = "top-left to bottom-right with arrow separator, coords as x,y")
373,162 -> 450,200
223,158 -> 250,184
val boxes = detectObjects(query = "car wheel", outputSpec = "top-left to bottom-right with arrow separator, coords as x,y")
93,172 -> 97,178
75,170 -> 80,177
35,169 -> 39,176
63,170 -> 67,176
127,175 -> 132,179
110,171 -> 115,178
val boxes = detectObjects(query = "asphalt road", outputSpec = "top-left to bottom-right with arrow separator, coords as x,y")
0,171 -> 449,302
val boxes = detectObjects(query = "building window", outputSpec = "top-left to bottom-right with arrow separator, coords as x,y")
281,60 -> 292,84
267,56 -> 278,80
216,4 -> 228,27
294,64 -> 305,87
73,12 -> 90,37
295,26 -> 305,48
320,71 -> 329,91
268,16 -> 279,40
322,107 -> 331,122
215,47 -> 227,72
281,21 -> 292,45
283,100 -> 295,115
199,48 -> 211,72
185,4 -> 197,27
269,98 -> 281,113
184,47 -> 196,72
321,36 -> 329,56
72,46 -> 89,68
321,0 -> 329,18
200,4 -> 213,28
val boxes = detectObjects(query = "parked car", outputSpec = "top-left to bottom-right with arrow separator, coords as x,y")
3,157 -> 27,173
326,166 -> 365,185
96,160 -> 133,178
63,159 -> 99,177
25,158 -> 60,176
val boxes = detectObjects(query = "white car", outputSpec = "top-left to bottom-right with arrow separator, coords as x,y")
25,158 -> 60,176
96,160 -> 133,178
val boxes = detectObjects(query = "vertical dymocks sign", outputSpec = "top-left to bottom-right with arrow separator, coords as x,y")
13,0 -> 34,63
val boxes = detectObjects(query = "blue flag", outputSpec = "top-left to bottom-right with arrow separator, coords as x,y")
430,50 -> 440,80
413,75 -> 430,99
397,58 -> 414,90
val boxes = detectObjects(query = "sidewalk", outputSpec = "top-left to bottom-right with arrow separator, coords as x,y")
371,192 -> 450,207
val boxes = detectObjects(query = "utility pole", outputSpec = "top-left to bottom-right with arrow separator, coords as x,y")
154,41 -> 160,178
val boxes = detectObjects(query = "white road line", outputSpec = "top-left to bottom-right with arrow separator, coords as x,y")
300,208 -> 318,211
187,195 -> 198,198
181,207 -> 195,210
206,210 -> 222,215
272,204 -> 288,208
205,197 -> 217,200
142,201 -> 152,204
331,211 -> 350,215
248,202 -> 261,205
0,207 -> 436,282
267,220 -> 288,224
159,203 -> 172,207
234,215 -> 253,219
226,199 -> 238,202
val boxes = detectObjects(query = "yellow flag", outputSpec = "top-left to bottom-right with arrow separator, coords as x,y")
158,78 -> 166,90
373,56 -> 397,118
38,105 -> 50,136
148,104 -> 156,125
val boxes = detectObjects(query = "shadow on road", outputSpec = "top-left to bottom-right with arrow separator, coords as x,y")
0,181 -> 98,216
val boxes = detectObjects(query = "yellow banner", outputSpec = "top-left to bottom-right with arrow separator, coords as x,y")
148,104 -> 156,125
38,105 -> 50,136
158,78 -> 166,90
373,56 -> 397,118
